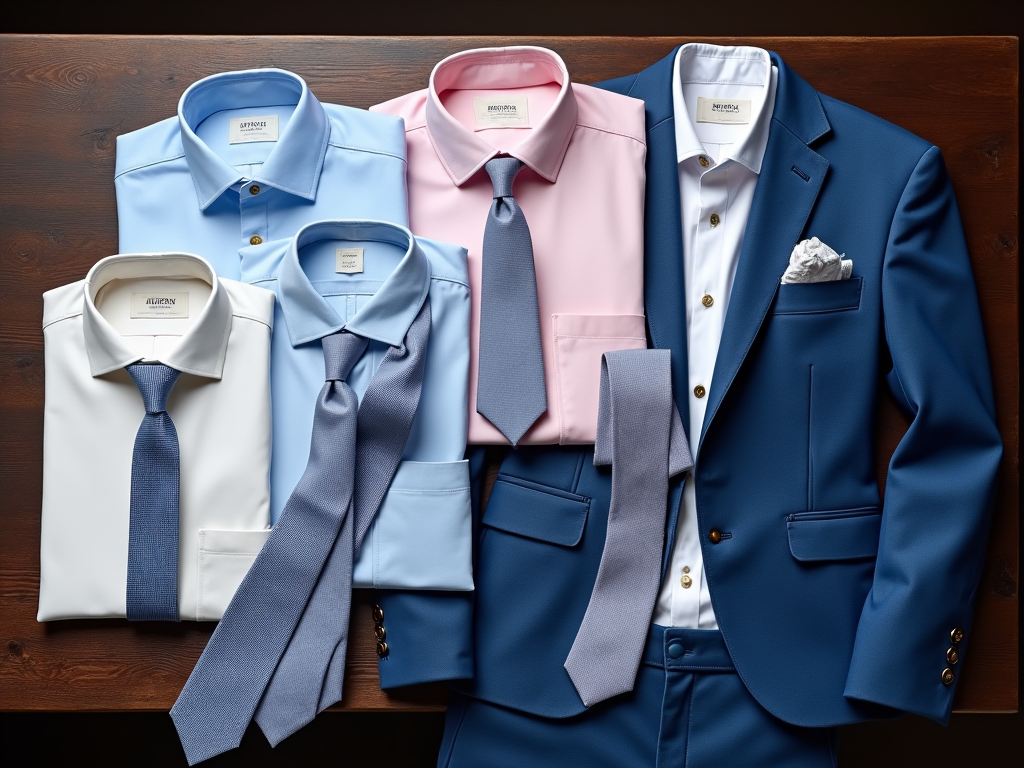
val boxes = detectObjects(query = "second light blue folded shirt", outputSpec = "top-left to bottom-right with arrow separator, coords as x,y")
240,220 -> 473,592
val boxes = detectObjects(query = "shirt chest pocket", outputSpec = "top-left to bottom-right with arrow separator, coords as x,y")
773,277 -> 863,315
551,314 -> 647,444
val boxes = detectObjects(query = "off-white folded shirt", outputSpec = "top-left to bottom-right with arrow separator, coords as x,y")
38,252 -> 274,622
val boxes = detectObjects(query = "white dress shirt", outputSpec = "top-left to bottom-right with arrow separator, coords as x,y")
39,253 -> 275,622
652,44 -> 778,629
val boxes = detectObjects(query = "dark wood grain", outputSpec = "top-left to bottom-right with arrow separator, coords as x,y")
0,35 -> 1016,714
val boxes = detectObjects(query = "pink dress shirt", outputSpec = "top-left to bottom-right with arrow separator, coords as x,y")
373,46 -> 648,444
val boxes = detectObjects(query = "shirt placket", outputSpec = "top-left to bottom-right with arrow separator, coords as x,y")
239,173 -> 270,248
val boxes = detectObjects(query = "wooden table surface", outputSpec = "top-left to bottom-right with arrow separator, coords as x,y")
0,35 -> 1017,713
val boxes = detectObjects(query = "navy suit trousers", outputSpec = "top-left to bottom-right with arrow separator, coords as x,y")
438,627 -> 837,768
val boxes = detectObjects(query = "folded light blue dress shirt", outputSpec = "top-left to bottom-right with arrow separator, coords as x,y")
240,220 -> 473,591
115,69 -> 408,279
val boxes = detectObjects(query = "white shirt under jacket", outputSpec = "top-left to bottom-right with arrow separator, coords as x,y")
38,253 -> 275,622
652,43 -> 778,629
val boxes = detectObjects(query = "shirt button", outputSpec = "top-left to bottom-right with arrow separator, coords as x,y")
249,235 -> 263,246
680,574 -> 693,588
698,155 -> 710,168
693,384 -> 706,398
682,566 -> 690,574
249,183 -> 261,195
701,294 -> 714,308
709,213 -> 721,227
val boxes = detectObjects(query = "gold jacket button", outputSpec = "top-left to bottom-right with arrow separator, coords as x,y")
375,625 -> 387,642
709,529 -> 722,544
376,641 -> 390,658
950,627 -> 964,644
941,667 -> 955,686
946,647 -> 959,665
372,605 -> 384,623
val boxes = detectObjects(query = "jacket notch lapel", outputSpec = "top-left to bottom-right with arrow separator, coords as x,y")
699,124 -> 829,446
627,48 -> 692,439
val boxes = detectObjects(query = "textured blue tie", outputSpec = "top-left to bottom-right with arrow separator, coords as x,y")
125,363 -> 182,622
476,156 -> 547,445
254,300 -> 431,746
171,330 -> 365,765
564,350 -> 692,706
171,300 -> 431,765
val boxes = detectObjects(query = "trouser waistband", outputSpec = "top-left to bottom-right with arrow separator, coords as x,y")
641,625 -> 735,671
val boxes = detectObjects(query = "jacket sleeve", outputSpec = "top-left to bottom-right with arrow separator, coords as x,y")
374,447 -> 489,689
843,145 -> 1003,723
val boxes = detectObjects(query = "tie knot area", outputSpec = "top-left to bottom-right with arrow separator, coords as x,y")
126,363 -> 181,414
485,156 -> 525,199
322,331 -> 369,382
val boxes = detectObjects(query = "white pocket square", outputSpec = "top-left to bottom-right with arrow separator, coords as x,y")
781,237 -> 853,284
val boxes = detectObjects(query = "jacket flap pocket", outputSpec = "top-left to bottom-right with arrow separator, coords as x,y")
483,477 -> 590,547
774,276 -> 862,315
787,506 -> 881,562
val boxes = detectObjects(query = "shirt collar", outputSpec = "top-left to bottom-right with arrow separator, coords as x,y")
671,44 -> 777,174
425,46 -> 578,186
278,221 -> 431,348
83,253 -> 232,379
178,68 -> 331,211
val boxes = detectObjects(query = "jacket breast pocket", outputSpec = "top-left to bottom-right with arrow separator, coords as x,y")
787,506 -> 881,562
774,277 -> 863,315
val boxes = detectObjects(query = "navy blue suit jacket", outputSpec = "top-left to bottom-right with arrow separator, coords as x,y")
382,48 -> 1002,729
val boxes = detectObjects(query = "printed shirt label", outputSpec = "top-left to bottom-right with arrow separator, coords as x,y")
131,292 -> 189,319
336,248 -> 365,274
229,115 -> 280,144
696,97 -> 752,125
473,96 -> 530,128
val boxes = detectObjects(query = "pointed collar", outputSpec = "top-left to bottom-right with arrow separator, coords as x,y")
178,68 -> 331,211
671,43 -> 777,174
278,220 -> 431,348
83,253 -> 232,379
425,46 -> 578,186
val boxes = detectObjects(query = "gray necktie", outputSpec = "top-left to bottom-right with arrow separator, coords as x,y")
172,291 -> 428,763
476,156 -> 547,445
254,300 -> 431,746
125,363 -> 182,622
564,349 -> 692,707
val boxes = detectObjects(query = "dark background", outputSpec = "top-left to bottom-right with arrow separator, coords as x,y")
2,1 -> 1020,765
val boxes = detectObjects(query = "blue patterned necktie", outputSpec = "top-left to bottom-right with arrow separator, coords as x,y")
564,350 -> 692,707
171,300 -> 430,766
476,156 -> 547,445
125,363 -> 182,622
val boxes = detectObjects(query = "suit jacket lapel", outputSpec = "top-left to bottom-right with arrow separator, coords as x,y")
700,53 -> 832,446
627,48 -> 692,440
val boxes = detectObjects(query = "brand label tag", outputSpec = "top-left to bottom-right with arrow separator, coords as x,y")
696,97 -> 752,125
336,248 -> 364,274
229,115 -> 280,144
131,292 -> 190,319
473,96 -> 530,128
